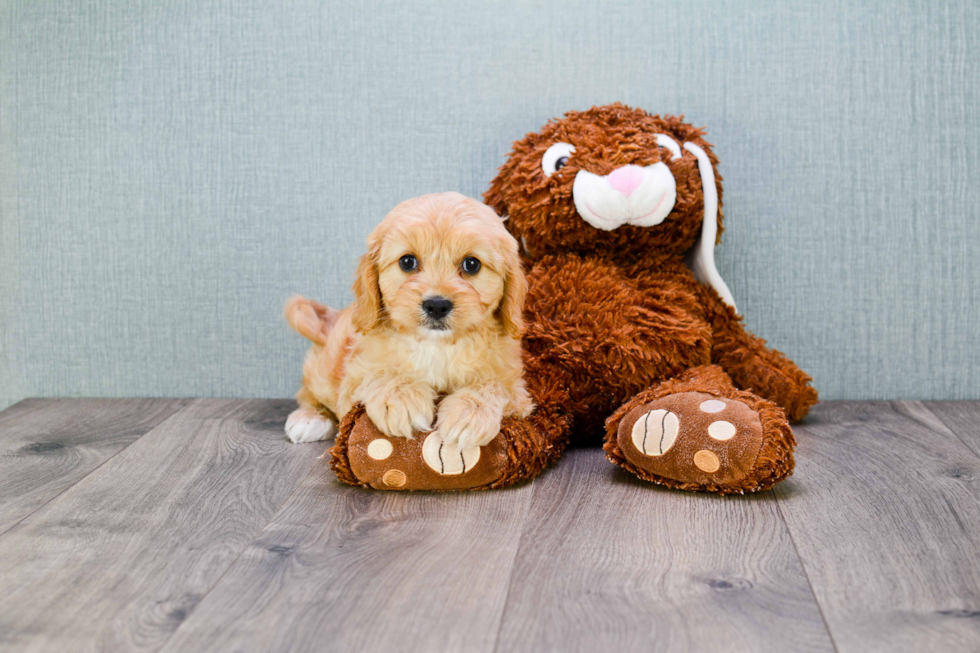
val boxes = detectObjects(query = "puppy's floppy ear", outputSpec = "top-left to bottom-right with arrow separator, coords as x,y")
284,295 -> 338,346
495,239 -> 527,338
350,240 -> 384,333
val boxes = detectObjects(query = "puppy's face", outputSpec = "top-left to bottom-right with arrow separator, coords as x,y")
351,193 -> 526,340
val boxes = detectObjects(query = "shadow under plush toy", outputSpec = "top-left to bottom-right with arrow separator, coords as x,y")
330,103 -> 818,494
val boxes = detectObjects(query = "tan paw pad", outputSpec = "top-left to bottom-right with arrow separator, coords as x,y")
693,450 -> 721,472
382,469 -> 407,487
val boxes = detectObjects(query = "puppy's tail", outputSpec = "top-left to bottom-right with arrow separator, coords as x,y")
284,295 -> 341,346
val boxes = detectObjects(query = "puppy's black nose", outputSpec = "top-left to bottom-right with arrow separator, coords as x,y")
422,296 -> 453,320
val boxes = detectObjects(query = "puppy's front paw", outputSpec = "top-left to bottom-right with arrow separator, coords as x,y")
436,390 -> 504,449
285,408 -> 337,443
364,383 -> 435,439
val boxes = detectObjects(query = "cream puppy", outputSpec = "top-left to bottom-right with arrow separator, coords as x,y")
284,192 -> 533,450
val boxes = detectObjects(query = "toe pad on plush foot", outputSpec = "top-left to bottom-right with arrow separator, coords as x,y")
617,392 -> 764,488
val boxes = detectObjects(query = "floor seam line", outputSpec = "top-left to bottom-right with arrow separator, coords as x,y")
157,449 -> 326,653
489,477 -> 537,653
772,487 -> 840,653
0,399 -> 195,539
913,400 -> 980,462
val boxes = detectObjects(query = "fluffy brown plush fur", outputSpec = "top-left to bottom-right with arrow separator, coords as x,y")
331,104 -> 817,493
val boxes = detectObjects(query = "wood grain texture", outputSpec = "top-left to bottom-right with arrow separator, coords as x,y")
775,401 -> 980,652
159,464 -> 534,653
494,448 -> 834,653
0,398 -> 190,535
925,401 -> 980,459
0,399 -> 325,653
4,400 -> 980,652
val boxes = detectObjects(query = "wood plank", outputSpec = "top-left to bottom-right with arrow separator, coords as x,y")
774,401 -> 980,652
0,399 -> 326,653
158,463 -> 534,653
924,401 -> 980,459
0,398 -> 190,535
495,448 -> 834,653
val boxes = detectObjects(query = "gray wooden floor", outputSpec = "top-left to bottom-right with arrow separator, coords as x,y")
0,399 -> 978,652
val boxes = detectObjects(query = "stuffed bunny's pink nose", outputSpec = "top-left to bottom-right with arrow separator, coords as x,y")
606,165 -> 644,198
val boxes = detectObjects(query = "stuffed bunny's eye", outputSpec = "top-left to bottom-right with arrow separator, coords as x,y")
542,142 -> 576,177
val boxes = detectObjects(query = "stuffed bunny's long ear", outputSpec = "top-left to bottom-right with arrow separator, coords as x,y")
682,141 -> 737,313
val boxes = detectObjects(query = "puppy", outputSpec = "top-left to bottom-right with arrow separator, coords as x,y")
284,192 -> 533,450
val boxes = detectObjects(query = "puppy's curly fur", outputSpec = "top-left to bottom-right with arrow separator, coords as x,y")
284,192 -> 533,448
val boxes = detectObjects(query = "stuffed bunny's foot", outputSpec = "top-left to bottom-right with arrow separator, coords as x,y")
605,366 -> 796,494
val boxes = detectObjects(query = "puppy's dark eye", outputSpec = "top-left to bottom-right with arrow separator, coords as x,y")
398,254 -> 418,272
554,156 -> 569,171
461,256 -> 482,275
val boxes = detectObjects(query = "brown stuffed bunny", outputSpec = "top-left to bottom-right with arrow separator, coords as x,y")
330,103 -> 817,494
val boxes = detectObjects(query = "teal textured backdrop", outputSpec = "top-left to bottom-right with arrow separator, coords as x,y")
2,0 -> 978,410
